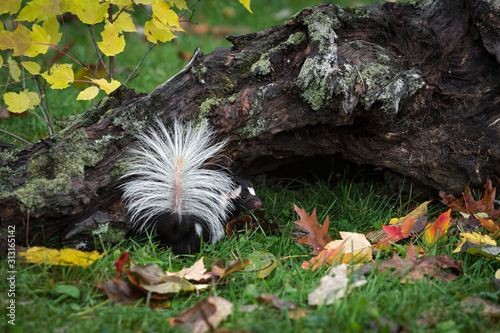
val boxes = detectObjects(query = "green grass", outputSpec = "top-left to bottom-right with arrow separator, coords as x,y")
1,1 -> 499,332
2,174 -> 499,332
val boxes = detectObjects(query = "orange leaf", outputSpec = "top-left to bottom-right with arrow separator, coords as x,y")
302,244 -> 345,270
478,216 -> 500,238
423,209 -> 451,247
378,217 -> 416,246
293,204 -> 333,255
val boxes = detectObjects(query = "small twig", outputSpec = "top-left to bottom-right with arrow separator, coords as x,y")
123,43 -> 155,85
0,128 -> 31,146
32,77 -> 55,135
179,0 -> 203,20
88,25 -> 111,79
26,207 -> 30,247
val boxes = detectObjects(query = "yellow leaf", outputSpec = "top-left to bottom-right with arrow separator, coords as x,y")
238,0 -> 252,13
0,25 -> 31,56
4,91 -> 30,113
25,89 -> 41,109
42,63 -> 74,89
17,0 -> 51,22
453,232 -> 497,253
91,78 -> 121,94
0,54 -> 3,67
152,0 -> 183,31
0,0 -> 22,15
97,23 -> 125,56
77,86 -> 100,100
24,24 -> 51,57
43,15 -> 62,46
19,246 -> 105,268
324,232 -> 372,264
72,0 -> 107,25
110,0 -> 134,7
41,0 -> 73,15
7,57 -> 21,81
24,61 -> 43,77
169,0 -> 187,10
144,18 -> 176,44
112,12 -> 137,33
136,0 -> 156,5
389,217 -> 400,225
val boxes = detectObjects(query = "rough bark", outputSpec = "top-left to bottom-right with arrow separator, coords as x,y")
1,0 -> 499,249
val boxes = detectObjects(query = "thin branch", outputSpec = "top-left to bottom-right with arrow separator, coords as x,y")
88,25 -> 111,79
123,43 -> 155,85
0,128 -> 31,146
32,77 -> 55,135
179,0 -> 203,20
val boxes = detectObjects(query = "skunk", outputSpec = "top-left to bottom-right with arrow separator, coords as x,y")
120,119 -> 261,254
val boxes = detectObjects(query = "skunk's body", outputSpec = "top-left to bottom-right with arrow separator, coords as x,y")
120,120 -> 261,254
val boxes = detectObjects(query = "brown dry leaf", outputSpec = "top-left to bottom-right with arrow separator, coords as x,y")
226,210 -> 282,238
97,277 -> 145,305
366,201 -> 430,243
308,263 -> 367,306
461,296 -> 500,317
165,257 -> 211,282
366,245 -> 462,283
211,259 -> 252,279
169,296 -> 233,333
293,204 -> 333,255
256,294 -> 296,310
440,178 -> 500,220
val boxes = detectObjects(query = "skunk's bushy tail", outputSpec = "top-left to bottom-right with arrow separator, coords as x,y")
120,120 -> 234,242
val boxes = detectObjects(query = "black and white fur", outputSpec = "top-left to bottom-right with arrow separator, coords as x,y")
120,119 -> 261,254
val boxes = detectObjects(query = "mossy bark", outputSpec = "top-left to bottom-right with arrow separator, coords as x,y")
1,0 -> 499,250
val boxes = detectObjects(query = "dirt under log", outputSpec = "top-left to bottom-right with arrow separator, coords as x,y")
1,0 -> 499,249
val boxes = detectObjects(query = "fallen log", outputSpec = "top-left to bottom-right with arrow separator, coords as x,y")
1,0 -> 499,249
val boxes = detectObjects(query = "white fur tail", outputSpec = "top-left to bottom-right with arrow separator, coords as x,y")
120,119 -> 234,242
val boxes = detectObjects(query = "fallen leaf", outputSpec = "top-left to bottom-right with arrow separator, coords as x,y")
440,178 -> 500,220
301,244 -> 344,270
211,259 -> 252,279
226,210 -> 282,238
453,232 -> 497,258
366,201 -> 430,243
477,216 -> 500,238
422,209 -> 451,247
97,277 -> 146,305
243,251 -> 279,278
365,245 -> 462,283
293,204 -> 333,255
256,294 -> 296,310
377,216 -> 417,246
19,246 -> 104,268
169,296 -> 233,333
461,296 -> 500,317
325,232 -> 373,264
165,257 -> 211,282
308,263 -> 367,306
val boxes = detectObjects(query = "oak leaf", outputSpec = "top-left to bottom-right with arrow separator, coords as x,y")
293,204 -> 333,255
440,178 -> 500,220
169,296 -> 233,333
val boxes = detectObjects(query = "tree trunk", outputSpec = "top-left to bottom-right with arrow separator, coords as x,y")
1,0 -> 499,249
